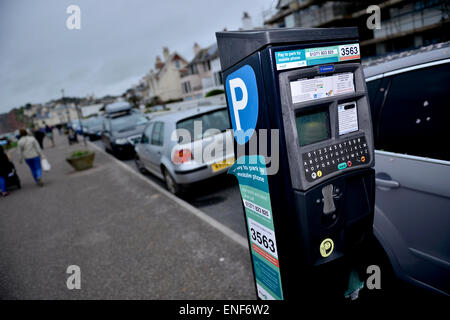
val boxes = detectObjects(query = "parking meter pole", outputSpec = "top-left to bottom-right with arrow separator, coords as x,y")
217,28 -> 376,301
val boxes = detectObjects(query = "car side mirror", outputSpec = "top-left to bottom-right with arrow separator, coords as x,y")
141,134 -> 149,144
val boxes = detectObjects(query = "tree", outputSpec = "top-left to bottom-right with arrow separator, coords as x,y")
127,94 -> 141,108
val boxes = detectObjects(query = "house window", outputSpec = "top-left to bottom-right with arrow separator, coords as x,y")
174,60 -> 180,69
182,82 -> 191,94
189,64 -> 198,75
203,61 -> 211,72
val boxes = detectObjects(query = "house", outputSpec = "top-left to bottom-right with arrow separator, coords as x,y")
33,103 -> 79,128
141,47 -> 188,103
180,43 -> 224,101
81,103 -> 103,118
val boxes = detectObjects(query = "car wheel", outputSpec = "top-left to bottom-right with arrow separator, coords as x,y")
163,168 -> 182,196
135,155 -> 147,174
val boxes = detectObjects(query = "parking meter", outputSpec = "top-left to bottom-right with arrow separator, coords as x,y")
216,28 -> 375,301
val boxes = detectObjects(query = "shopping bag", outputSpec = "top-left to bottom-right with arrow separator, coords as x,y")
42,158 -> 51,171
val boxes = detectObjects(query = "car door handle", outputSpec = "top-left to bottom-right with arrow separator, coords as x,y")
375,177 -> 400,189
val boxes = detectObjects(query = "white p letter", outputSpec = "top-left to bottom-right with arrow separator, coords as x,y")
229,78 -> 248,131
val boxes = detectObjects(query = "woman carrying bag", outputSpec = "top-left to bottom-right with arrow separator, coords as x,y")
18,128 -> 48,186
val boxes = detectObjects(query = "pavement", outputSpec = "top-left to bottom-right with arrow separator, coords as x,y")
91,139 -> 247,239
0,134 -> 255,299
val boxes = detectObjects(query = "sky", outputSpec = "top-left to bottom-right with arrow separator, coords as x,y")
0,0 -> 277,113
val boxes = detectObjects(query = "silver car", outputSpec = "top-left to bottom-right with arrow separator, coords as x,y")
364,43 -> 450,296
135,105 -> 235,195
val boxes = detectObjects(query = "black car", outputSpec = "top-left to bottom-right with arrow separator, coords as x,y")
101,105 -> 148,158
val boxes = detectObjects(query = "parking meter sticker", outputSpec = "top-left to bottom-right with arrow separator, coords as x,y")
243,198 -> 271,220
275,50 -> 307,71
305,46 -> 338,59
319,238 -> 334,258
275,43 -> 360,71
228,155 -> 283,300
256,283 -> 276,300
252,254 -> 283,300
225,65 -> 258,145
248,217 -> 278,259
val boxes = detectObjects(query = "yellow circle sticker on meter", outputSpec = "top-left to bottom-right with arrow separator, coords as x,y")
319,238 -> 334,257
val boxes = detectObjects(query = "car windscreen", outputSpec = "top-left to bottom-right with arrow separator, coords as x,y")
111,114 -> 148,132
176,108 -> 230,141
86,117 -> 103,128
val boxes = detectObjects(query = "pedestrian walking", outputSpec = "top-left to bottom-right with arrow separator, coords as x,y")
33,126 -> 45,149
18,129 -> 45,186
0,146 -> 12,197
45,123 -> 55,147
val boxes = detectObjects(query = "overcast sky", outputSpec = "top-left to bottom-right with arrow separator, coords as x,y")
0,0 -> 276,113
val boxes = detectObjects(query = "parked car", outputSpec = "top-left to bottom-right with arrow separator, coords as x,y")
364,42 -> 450,296
67,120 -> 83,135
135,105 -> 234,195
104,101 -> 133,114
101,104 -> 148,158
84,115 -> 104,141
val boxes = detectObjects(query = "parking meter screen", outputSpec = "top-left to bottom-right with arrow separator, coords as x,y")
296,110 -> 330,146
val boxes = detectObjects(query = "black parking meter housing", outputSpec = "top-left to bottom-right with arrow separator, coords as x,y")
217,28 -> 375,301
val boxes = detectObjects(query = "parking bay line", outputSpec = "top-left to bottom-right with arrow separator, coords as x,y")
88,141 -> 249,250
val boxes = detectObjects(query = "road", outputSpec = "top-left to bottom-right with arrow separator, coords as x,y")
91,140 -> 247,238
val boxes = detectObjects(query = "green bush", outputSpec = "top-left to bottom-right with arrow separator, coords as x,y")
4,141 -> 17,150
70,150 -> 93,158
205,89 -> 224,98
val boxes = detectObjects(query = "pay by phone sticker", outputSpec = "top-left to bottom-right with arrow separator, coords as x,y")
228,155 -> 284,300
338,102 -> 359,135
290,72 -> 355,104
275,43 -> 360,71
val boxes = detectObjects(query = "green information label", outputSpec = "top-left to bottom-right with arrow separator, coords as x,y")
229,155 -> 283,300
275,43 -> 360,71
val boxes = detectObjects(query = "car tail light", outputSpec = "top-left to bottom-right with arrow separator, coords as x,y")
173,148 -> 192,164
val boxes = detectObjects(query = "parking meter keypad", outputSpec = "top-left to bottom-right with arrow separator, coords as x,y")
303,135 -> 369,182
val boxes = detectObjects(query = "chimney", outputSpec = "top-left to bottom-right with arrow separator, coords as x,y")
242,12 -> 252,30
155,56 -> 164,70
193,43 -> 200,56
163,47 -> 170,62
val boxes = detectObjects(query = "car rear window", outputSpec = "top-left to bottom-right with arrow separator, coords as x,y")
176,109 -> 230,141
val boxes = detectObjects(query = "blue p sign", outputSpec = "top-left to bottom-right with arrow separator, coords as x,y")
225,65 -> 259,145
